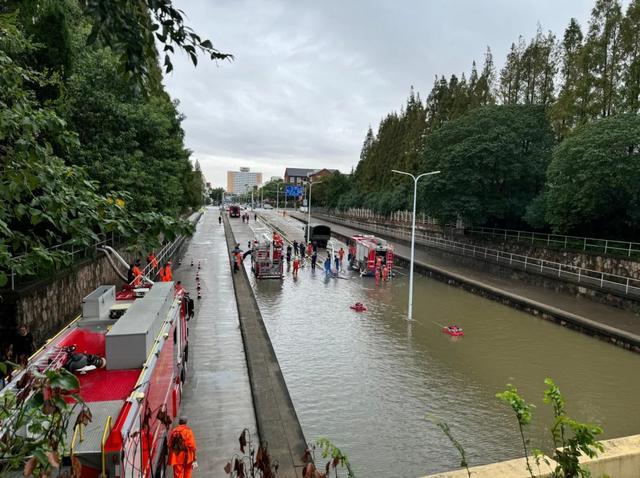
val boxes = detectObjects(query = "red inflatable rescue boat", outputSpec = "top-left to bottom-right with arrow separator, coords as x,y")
350,302 -> 367,312
443,325 -> 464,337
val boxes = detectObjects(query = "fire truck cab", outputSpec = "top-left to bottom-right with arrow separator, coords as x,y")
349,234 -> 394,277
229,205 -> 241,218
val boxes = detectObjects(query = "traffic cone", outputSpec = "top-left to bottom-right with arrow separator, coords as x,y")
197,262 -> 201,270
197,291 -> 202,299
178,259 -> 182,266
190,259 -> 194,267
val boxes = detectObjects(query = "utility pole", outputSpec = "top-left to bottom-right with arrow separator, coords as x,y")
391,169 -> 441,321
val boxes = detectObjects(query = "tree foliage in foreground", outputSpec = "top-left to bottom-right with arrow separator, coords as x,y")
81,0 -> 232,87
0,6 -> 200,287
0,362 -> 90,477
544,114 -> 640,237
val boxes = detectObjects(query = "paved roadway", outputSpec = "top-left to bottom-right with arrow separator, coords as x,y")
173,208 -> 257,477
274,210 -> 640,340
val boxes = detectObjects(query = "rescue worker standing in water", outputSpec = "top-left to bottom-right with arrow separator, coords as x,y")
168,416 -> 197,478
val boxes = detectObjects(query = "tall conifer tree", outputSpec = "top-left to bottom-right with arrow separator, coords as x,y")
621,0 -> 640,112
586,0 -> 623,117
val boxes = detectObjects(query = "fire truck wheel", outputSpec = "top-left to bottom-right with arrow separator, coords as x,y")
181,366 -> 186,384
184,344 -> 189,362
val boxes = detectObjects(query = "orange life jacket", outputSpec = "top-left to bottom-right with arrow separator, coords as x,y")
168,425 -> 197,465
132,266 -> 142,286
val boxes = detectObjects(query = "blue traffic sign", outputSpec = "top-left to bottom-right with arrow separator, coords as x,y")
285,185 -> 303,197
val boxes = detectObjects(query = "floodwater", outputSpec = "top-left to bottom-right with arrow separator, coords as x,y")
236,214 -> 640,477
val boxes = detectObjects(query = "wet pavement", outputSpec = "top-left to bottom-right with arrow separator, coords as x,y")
173,208 -> 256,477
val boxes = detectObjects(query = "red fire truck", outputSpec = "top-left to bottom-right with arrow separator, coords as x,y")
349,234 -> 394,277
1,282 -> 189,478
228,205 -> 241,218
250,231 -> 284,279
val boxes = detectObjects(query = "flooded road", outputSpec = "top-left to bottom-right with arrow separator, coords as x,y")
231,212 -> 640,477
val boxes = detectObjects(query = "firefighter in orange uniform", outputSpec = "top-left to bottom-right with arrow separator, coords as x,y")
147,251 -> 158,271
161,261 -> 172,282
132,261 -> 142,286
168,416 -> 197,478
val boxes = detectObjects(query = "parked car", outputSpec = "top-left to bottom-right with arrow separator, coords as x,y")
263,204 -> 273,210
299,206 -> 308,213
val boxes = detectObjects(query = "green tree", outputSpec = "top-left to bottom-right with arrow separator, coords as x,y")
209,187 -> 226,203
544,113 -> 640,237
420,105 -> 553,227
586,0 -> 624,117
426,75 -> 451,130
0,11 -> 193,287
521,27 -> 558,105
500,29 -> 557,107
621,0 -> 640,112
80,0 -> 231,85
63,46 -> 199,215
499,37 -> 526,104
551,18 -> 588,137
474,46 -> 496,105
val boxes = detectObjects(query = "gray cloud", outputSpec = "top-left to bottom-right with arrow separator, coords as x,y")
165,0 -> 595,187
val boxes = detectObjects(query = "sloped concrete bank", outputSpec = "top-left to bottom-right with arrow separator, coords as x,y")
222,214 -> 307,478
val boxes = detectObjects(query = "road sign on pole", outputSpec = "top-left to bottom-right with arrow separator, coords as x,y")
285,185 -> 302,197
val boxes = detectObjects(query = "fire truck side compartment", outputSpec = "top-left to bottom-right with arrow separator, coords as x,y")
82,285 -> 116,320
105,282 -> 174,370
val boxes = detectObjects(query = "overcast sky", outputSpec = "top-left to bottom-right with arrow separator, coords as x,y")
164,0 -> 597,188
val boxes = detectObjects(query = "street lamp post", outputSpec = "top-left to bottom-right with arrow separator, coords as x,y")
245,184 -> 254,210
391,169 -> 441,321
305,179 -> 323,244
276,185 -> 280,211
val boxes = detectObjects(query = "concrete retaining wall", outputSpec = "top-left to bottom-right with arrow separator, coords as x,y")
463,236 -> 640,280
223,215 -> 307,478
0,231 -> 194,348
0,253 -> 134,346
422,434 -> 640,478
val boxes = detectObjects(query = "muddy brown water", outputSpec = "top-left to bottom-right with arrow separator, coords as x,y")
234,216 -> 640,477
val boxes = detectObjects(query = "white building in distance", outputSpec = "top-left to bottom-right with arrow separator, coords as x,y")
227,167 -> 263,194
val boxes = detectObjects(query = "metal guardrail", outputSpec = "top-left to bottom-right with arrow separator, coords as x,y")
7,234 -> 122,290
316,214 -> 640,299
466,226 -> 640,258
6,210 -> 203,290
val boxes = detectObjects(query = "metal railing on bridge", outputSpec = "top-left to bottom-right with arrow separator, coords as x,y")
5,210 -> 203,291
466,226 -> 640,258
316,213 -> 640,299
